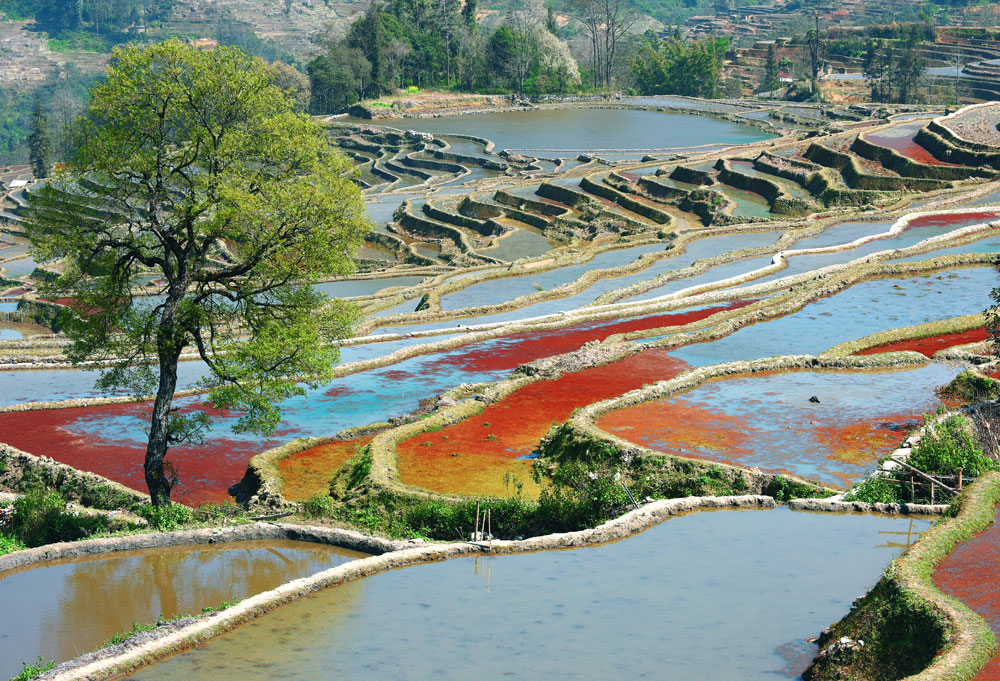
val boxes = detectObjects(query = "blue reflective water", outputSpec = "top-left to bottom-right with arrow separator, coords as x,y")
440,243 -> 665,311
131,507 -> 918,681
620,255 -> 775,302
313,276 -> 427,299
745,221 -> 1000,288
346,109 -> 773,154
396,231 -> 782,332
672,266 -> 998,366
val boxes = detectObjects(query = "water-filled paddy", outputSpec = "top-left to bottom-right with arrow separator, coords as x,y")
478,220 -> 558,261
3,262 -> 993,503
738,213 -> 1000,289
347,109 -> 773,155
598,363 -> 954,487
397,350 -> 689,497
0,256 -> 36,279
863,121 -> 959,166
0,540 -> 365,679
398,230 -> 781,330
313,276 -> 427,299
285,304 -> 749,499
673,265 -> 998,366
127,507 -> 921,681
439,243 -> 665,311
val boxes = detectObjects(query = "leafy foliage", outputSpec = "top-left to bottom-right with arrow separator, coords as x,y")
844,474 -> 905,504
0,0 -> 178,39
302,494 -> 336,518
103,621 -> 158,648
307,0 -> 582,110
28,98 -> 54,179
5,488 -> 110,547
25,40 -> 369,504
909,415 -> 997,477
136,503 -> 193,530
0,532 -> 26,555
10,658 -> 56,681
631,31 -> 729,97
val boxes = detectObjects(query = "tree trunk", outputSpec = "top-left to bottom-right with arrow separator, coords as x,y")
145,347 -> 181,506
145,288 -> 185,507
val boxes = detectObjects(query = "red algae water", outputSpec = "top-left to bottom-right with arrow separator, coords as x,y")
0,302 -> 744,505
856,327 -> 988,357
432,300 -> 751,374
934,507 -> 1000,681
597,364 -> 954,488
398,350 -> 690,497
864,122 -> 962,167
0,401 -> 284,506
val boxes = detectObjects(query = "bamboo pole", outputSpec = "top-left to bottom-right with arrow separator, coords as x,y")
893,459 -> 956,494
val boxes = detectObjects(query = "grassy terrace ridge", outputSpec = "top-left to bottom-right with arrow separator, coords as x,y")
805,472 -> 1000,681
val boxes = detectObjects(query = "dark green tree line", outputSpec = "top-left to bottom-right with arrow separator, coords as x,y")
307,0 -> 581,112
631,31 -> 728,98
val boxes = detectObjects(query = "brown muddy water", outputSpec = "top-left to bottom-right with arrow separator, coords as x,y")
0,540 -> 366,677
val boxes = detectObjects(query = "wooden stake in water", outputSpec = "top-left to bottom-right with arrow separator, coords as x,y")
488,508 -> 492,551
474,500 -> 480,541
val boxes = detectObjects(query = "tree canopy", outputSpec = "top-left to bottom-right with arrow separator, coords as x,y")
631,32 -> 728,97
307,0 -> 582,110
25,39 -> 370,505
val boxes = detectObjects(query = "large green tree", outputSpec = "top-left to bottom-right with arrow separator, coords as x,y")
25,39 -> 370,506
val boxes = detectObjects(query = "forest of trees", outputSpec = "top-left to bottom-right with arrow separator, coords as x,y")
630,31 -> 729,97
862,35 -> 927,103
0,0 -> 178,42
307,0 -> 582,111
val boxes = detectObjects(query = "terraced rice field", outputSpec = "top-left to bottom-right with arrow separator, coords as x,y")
4,100 -> 1000,681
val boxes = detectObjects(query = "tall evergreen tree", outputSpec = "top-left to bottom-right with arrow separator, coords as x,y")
758,43 -> 779,95
28,98 -> 54,180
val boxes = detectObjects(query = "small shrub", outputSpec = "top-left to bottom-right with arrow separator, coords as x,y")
10,488 -> 109,547
302,495 -> 335,518
103,621 -> 157,648
137,503 -> 193,531
11,658 -> 56,681
193,502 -> 245,523
910,415 -> 996,477
0,533 -> 26,555
845,475 -> 904,504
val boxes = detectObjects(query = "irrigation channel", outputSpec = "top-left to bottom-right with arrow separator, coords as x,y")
3,99 -> 1000,680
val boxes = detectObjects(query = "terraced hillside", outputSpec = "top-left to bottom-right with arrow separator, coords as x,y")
6,99 -> 1000,681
